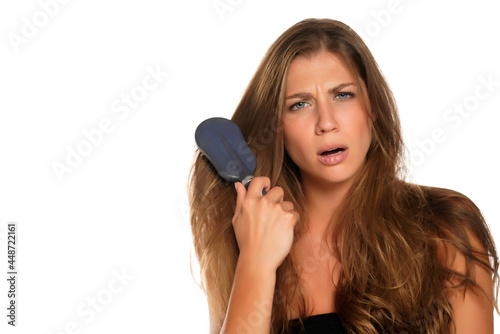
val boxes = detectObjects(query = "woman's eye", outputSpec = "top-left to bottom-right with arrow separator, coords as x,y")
335,92 -> 353,100
290,101 -> 309,110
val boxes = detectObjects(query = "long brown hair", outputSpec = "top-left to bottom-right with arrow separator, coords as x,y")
188,18 -> 499,333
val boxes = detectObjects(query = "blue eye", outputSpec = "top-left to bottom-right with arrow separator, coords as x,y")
290,101 -> 309,110
336,92 -> 353,100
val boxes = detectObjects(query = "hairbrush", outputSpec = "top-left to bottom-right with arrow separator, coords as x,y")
195,117 -> 264,193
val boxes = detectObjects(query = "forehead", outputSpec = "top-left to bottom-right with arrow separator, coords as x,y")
286,51 -> 356,89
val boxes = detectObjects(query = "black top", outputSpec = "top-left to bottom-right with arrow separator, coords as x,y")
289,312 -> 348,334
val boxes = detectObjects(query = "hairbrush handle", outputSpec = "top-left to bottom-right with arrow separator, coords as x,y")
241,175 -> 267,195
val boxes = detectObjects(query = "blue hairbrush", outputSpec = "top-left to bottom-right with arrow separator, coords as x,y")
195,117 -> 263,192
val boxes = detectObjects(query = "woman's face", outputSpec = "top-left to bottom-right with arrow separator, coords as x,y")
282,50 -> 372,188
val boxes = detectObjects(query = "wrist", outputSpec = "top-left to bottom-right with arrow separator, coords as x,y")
236,252 -> 278,279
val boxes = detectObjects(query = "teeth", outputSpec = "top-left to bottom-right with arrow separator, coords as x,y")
322,148 -> 344,156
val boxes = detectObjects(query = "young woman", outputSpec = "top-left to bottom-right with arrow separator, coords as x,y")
189,18 -> 499,333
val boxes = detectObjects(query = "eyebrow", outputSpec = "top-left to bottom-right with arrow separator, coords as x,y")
285,82 -> 356,100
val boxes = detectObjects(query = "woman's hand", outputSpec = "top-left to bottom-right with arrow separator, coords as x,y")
232,177 -> 299,272
220,177 -> 297,334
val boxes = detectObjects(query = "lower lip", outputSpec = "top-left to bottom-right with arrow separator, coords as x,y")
317,149 -> 348,165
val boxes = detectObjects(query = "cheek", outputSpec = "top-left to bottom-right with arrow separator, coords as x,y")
348,107 -> 372,137
283,123 -> 305,161
343,111 -> 373,155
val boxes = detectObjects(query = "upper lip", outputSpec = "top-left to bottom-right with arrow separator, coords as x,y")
317,143 -> 348,155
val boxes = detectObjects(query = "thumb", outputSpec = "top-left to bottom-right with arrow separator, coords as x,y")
233,182 -> 246,218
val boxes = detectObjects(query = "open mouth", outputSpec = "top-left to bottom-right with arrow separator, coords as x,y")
320,148 -> 345,156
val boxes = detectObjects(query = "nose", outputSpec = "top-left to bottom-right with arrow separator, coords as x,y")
315,99 -> 339,135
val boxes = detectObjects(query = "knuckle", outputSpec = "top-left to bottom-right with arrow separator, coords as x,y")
283,211 -> 295,221
260,194 -> 273,205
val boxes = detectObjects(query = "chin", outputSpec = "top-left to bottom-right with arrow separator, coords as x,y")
304,170 -> 357,187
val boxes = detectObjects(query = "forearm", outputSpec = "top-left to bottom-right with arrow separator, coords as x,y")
220,254 -> 276,334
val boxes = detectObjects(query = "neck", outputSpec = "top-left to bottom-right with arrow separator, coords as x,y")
300,174 -> 354,238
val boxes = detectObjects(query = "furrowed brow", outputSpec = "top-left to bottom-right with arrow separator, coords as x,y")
285,92 -> 312,100
285,82 -> 356,100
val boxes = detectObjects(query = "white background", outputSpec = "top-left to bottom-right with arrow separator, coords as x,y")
1,0 -> 499,333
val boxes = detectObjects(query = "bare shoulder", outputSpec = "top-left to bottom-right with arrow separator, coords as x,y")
422,186 -> 497,333
444,227 -> 495,334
